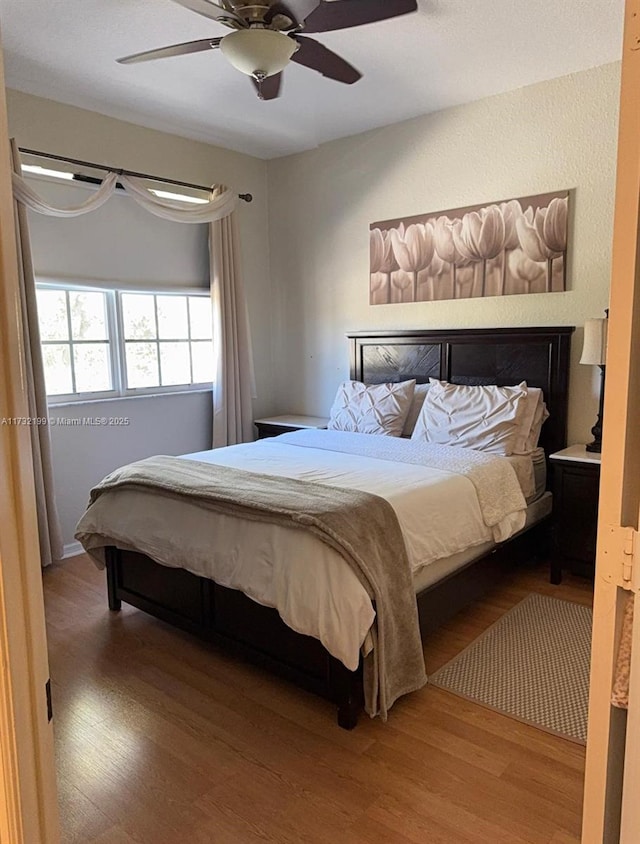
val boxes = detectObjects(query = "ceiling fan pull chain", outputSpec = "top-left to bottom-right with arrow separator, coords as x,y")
253,71 -> 266,99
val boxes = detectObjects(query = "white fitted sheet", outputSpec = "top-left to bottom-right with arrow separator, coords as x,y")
412,492 -> 552,593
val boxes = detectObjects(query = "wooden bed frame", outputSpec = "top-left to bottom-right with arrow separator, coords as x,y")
105,326 -> 573,729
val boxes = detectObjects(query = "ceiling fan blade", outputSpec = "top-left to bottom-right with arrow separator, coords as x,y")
264,1 -> 320,27
301,0 -> 417,33
251,72 -> 283,100
117,37 -> 222,64
291,36 -> 361,84
168,0 -> 246,27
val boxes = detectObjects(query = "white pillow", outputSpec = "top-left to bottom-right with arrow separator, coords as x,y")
525,397 -> 550,452
401,383 -> 431,437
328,379 -> 416,437
512,387 -> 548,454
411,379 -> 529,455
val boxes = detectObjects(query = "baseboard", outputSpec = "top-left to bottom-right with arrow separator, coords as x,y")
62,541 -> 83,559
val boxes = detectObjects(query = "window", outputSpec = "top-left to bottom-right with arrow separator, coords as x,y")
36,284 -> 214,403
121,293 -> 213,389
37,288 -> 113,396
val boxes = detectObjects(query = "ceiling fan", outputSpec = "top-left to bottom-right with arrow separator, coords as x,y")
117,0 -> 418,100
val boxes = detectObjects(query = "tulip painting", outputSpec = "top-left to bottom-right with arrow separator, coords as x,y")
370,190 -> 569,304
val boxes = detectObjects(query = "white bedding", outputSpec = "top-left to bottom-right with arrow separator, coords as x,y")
78,430 -> 528,672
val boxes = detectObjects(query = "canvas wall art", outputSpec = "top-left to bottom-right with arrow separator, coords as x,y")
369,190 -> 569,305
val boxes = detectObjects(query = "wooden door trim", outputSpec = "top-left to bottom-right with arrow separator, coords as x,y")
582,1 -> 640,840
0,28 -> 60,844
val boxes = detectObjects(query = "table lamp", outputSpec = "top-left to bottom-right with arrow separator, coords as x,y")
580,315 -> 608,453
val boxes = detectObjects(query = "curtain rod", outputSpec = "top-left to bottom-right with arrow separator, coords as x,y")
18,147 -> 253,203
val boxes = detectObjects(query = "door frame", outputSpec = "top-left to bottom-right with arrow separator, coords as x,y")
581,0 -> 640,840
0,27 -> 60,844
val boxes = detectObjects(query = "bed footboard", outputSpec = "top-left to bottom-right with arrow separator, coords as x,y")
104,516 -> 549,729
105,546 -> 364,729
104,518 -> 548,729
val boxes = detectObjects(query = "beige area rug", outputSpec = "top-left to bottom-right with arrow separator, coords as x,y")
430,593 -> 592,743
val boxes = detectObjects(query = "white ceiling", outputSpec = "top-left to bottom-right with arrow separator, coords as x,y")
1,0 -> 624,159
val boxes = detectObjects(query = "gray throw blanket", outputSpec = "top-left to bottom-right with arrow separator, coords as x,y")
86,455 -> 427,718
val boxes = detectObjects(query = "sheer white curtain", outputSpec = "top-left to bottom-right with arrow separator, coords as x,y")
12,170 -> 118,216
11,153 -> 255,564
118,174 -> 237,223
11,169 -> 237,222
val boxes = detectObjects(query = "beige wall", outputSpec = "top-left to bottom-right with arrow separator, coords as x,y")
6,88 -> 274,413
267,63 -> 620,445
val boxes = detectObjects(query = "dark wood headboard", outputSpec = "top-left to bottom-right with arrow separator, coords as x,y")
348,326 -> 574,457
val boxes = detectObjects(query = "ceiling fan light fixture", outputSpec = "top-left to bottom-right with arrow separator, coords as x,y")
220,29 -> 296,78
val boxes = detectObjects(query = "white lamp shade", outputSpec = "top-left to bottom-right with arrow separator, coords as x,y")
580,318 -> 608,366
220,30 -> 297,78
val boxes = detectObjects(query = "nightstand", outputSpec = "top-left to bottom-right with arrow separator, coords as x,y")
254,414 -> 330,439
549,445 -> 601,584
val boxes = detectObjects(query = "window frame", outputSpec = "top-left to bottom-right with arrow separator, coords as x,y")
36,280 -> 214,406
116,290 -> 215,398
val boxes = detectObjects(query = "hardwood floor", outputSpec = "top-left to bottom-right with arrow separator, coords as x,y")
44,554 -> 593,844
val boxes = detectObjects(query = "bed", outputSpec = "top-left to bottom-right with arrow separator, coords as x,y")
77,326 -> 573,728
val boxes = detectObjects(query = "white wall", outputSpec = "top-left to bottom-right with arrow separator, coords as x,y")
267,63 -> 620,446
48,392 -> 212,554
7,89 -> 274,549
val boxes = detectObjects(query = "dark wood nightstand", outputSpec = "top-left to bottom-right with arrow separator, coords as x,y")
549,445 -> 601,584
254,414 -> 330,439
